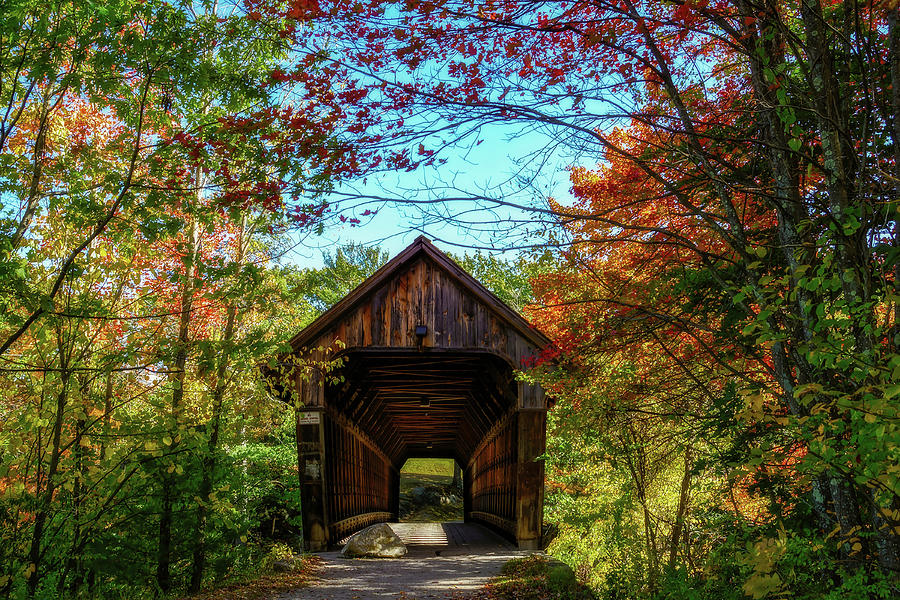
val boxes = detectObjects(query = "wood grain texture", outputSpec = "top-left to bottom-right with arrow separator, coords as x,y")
289,237 -> 549,365
288,237 -> 549,550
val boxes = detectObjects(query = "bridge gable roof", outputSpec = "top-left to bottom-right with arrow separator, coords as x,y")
288,236 -> 549,354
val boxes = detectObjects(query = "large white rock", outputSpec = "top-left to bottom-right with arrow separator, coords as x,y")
340,523 -> 408,558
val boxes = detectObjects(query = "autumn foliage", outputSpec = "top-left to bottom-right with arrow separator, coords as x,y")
283,0 -> 900,596
2,0 -> 900,599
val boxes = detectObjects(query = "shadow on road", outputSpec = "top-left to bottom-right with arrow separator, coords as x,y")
279,523 -> 527,600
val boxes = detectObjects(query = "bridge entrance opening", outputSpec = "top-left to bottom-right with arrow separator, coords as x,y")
273,237 -> 549,551
398,458 -> 464,523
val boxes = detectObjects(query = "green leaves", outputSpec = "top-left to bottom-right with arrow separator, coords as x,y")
0,1 -> 366,595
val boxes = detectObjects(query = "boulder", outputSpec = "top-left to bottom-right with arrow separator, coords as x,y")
272,557 -> 306,572
423,486 -> 442,503
340,523 -> 407,558
411,486 -> 427,501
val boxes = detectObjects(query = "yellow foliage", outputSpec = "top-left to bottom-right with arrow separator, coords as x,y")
742,573 -> 782,599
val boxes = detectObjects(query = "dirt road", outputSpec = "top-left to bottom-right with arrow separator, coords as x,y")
276,522 -> 528,600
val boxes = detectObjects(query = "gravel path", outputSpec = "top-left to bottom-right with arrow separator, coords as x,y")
276,522 -> 528,600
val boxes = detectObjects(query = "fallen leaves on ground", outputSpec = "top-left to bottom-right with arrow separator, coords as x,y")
179,555 -> 324,600
460,555 -> 594,600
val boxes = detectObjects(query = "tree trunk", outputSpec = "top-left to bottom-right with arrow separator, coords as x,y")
60,374 -> 90,596
189,219 -> 248,593
156,215 -> 199,594
26,335 -> 71,598
621,430 -> 658,591
668,446 -> 692,570
99,371 -> 114,462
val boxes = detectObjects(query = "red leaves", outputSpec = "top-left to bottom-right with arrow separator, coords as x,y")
337,87 -> 368,103
395,41 -> 424,66
338,214 -> 361,225
286,0 -> 323,20
547,68 -> 566,84
404,0 -> 438,15
269,68 -> 290,83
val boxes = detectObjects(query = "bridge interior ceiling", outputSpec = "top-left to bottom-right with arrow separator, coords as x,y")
326,351 -> 517,466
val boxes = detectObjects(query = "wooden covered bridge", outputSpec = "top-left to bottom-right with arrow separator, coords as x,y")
273,236 -> 549,551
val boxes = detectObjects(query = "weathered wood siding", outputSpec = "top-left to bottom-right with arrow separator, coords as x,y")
302,256 -> 545,409
289,238 -> 549,550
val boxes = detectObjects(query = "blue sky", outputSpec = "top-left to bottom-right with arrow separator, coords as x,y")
284,122 -> 586,267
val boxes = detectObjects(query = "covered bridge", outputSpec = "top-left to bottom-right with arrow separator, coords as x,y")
273,236 -> 550,551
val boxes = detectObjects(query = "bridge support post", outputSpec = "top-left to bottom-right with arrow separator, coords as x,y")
296,373 -> 329,551
515,410 -> 546,550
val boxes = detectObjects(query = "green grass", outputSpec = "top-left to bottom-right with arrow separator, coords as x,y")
401,457 -> 456,476
398,472 -> 463,522
398,462 -> 463,522
477,555 -> 595,600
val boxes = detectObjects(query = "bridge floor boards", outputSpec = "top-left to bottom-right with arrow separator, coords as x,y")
390,522 -> 514,555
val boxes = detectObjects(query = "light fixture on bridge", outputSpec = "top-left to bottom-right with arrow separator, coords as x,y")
419,396 -> 430,408
415,324 -> 427,350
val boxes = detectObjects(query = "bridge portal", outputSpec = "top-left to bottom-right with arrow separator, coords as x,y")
274,237 -> 549,550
